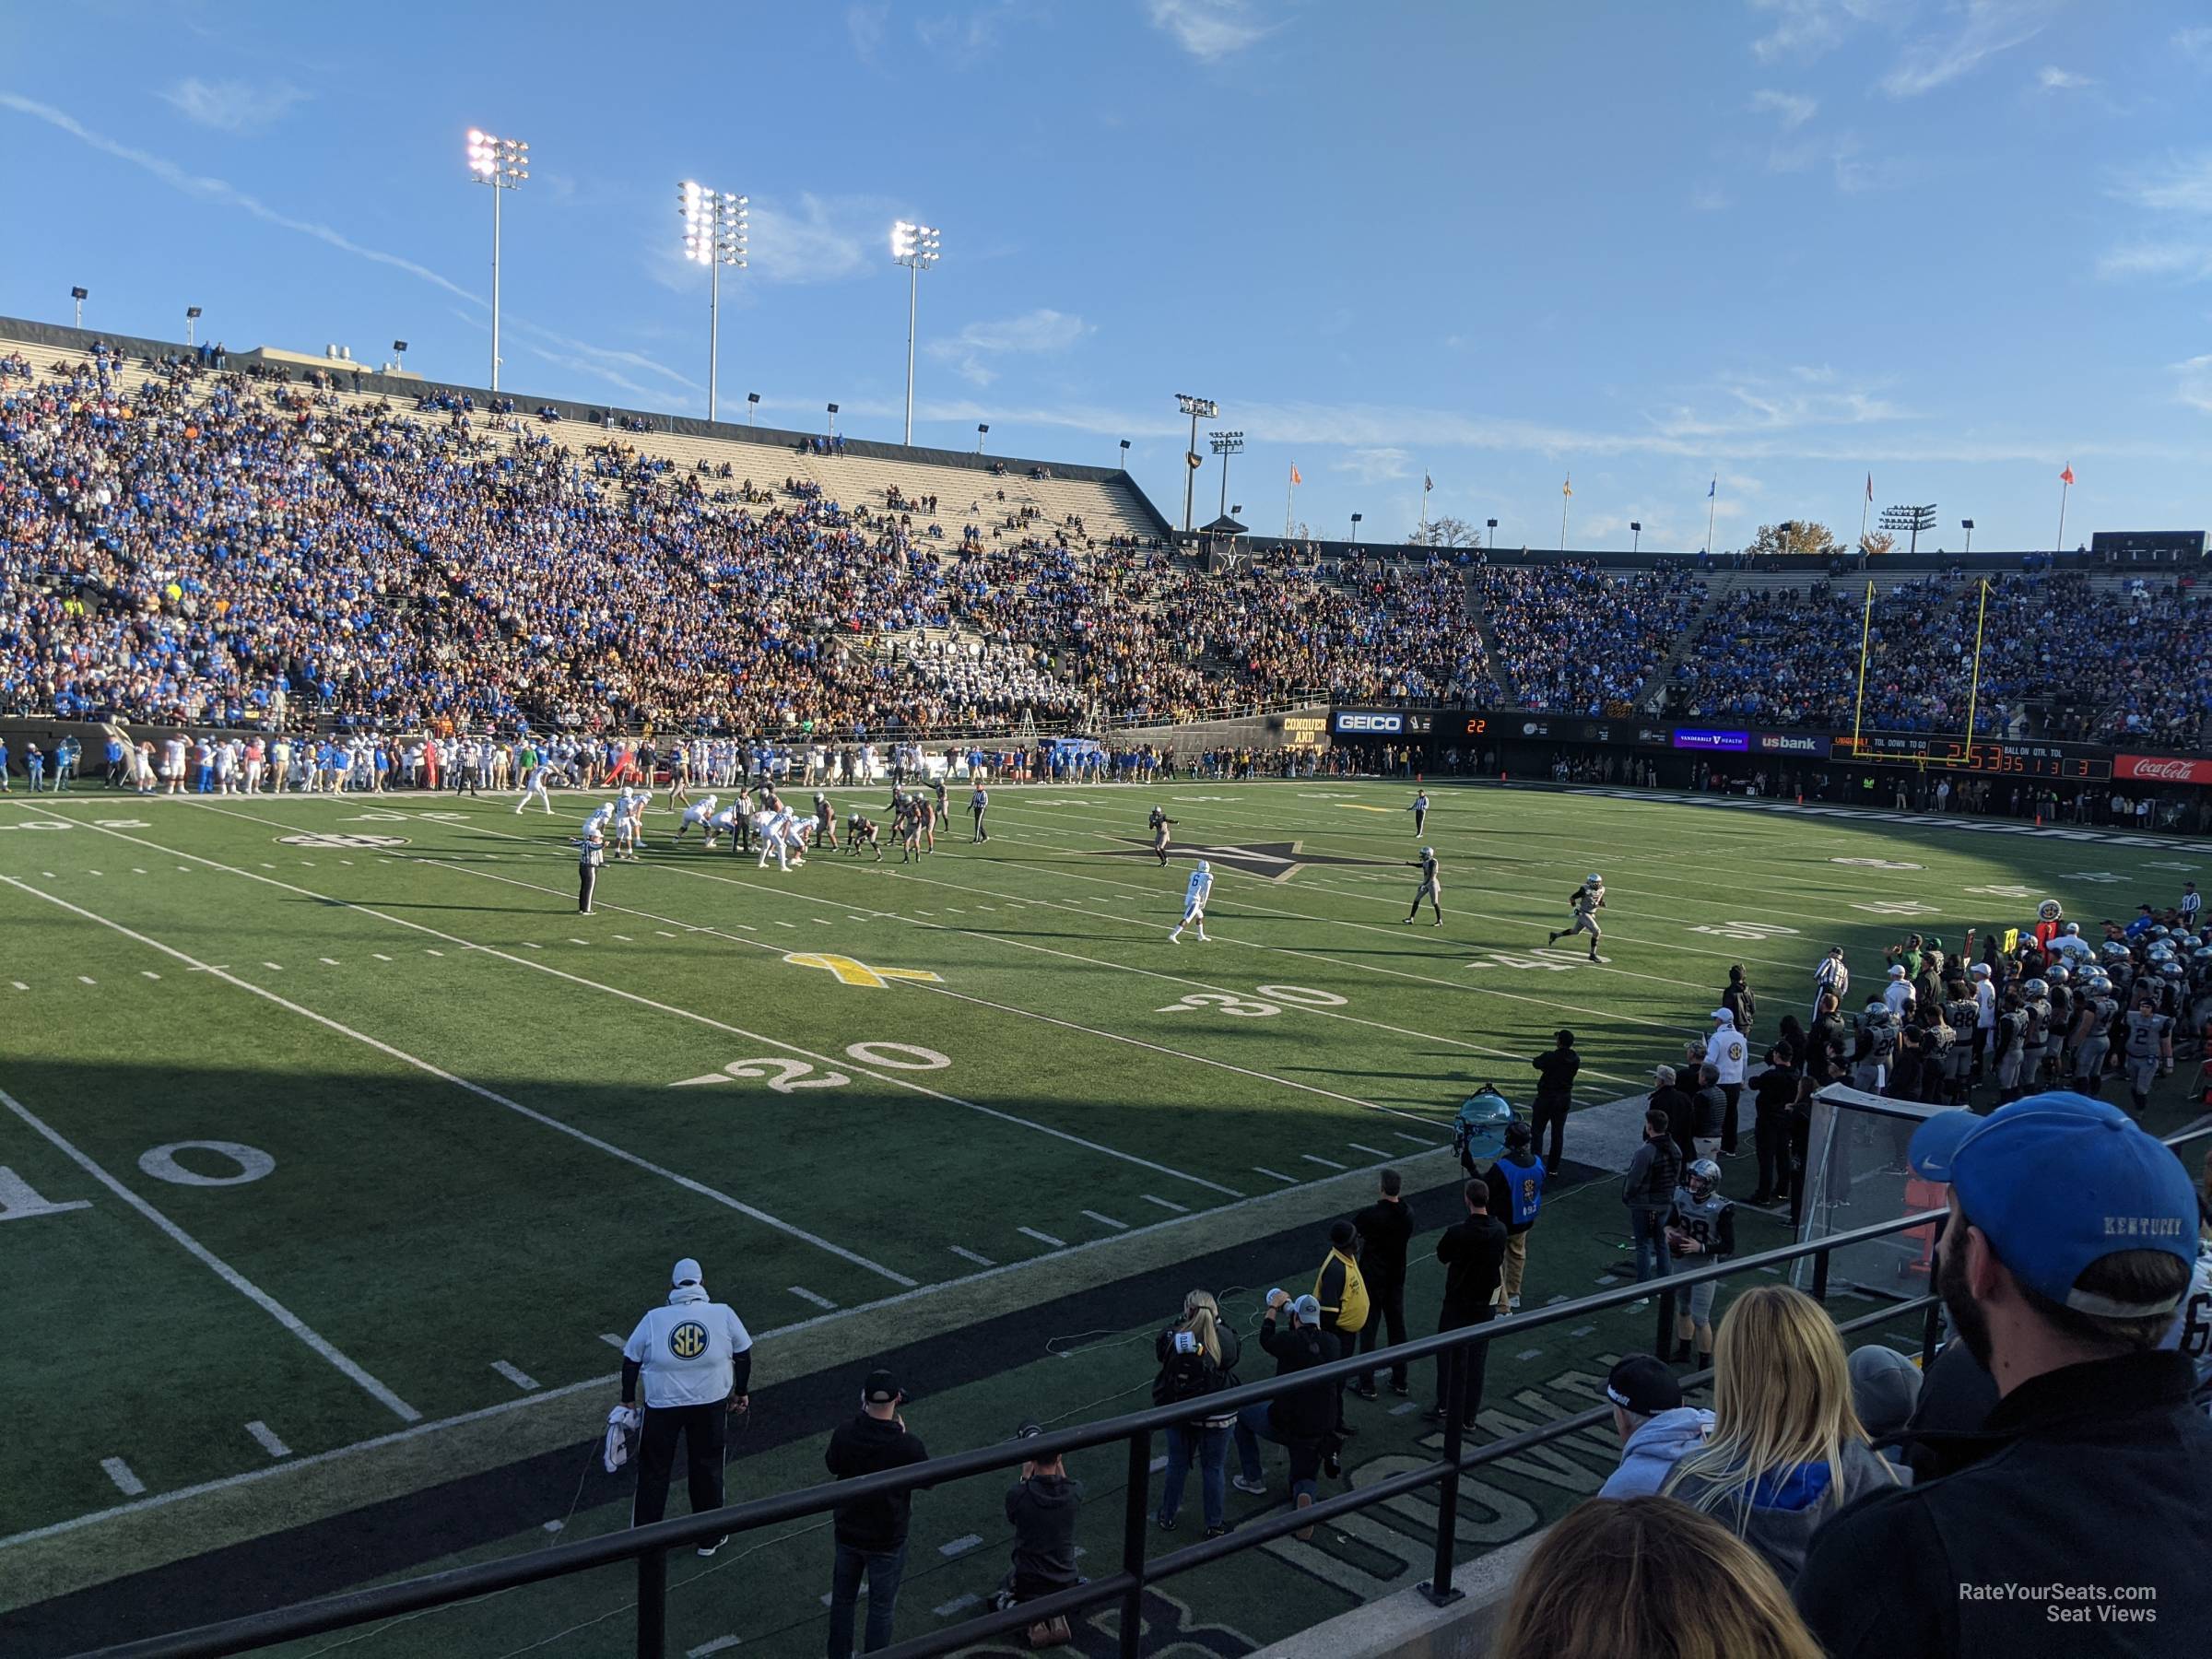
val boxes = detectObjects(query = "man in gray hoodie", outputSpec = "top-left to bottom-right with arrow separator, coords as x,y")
1596,1355 -> 1712,1499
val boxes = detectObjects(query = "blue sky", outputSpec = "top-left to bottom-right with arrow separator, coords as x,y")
4,0 -> 2211,554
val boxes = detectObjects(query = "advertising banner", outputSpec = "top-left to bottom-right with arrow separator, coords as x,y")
2115,754 -> 2212,785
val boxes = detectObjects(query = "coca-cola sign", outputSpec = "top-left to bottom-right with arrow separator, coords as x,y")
2116,754 -> 2212,785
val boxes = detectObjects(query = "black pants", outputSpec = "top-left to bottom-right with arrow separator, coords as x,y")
1355,1280 -> 1408,1389
632,1401 -> 726,1526
1720,1083 -> 1743,1154
1413,809 -> 1425,834
1530,1094 -> 1571,1177
1750,1106 -> 1787,1199
1434,1305 -> 1494,1428
971,809 -> 986,841
578,863 -> 597,913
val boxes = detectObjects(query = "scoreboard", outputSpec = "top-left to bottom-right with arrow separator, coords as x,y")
1830,735 -> 2112,781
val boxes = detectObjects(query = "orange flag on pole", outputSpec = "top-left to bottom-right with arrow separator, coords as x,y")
2060,464 -> 2075,485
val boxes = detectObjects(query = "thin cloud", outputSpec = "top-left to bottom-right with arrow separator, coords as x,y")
1750,88 -> 1818,129
0,90 -> 478,304
2033,65 -> 2092,91
747,193 -> 897,284
1879,0 -> 2061,99
1748,0 -> 1886,65
1147,0 -> 1276,62
2178,355 -> 2212,413
926,307 -> 1092,386
1335,446 -> 1413,483
2112,153 -> 2212,217
2098,243 -> 2212,282
846,4 -> 888,62
160,77 -> 310,133
2175,27 -> 2212,64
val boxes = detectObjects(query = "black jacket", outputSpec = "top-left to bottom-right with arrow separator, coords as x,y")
1256,1314 -> 1340,1441
1435,1212 -> 1507,1321
1650,1085 -> 1695,1163
1351,1197 -> 1414,1290
1621,1135 -> 1682,1210
1531,1046 -> 1580,1100
1005,1472 -> 1083,1597
1794,1351 -> 2212,1657
825,1413 -> 931,1552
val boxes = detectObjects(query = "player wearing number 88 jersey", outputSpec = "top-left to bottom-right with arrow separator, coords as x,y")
1666,1160 -> 1735,1370
1170,861 -> 1212,945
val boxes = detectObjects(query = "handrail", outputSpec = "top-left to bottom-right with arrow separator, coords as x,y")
76,1112 -> 2212,1659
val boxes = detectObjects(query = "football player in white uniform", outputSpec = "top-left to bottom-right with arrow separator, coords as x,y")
1169,860 -> 1213,945
673,794 -> 718,845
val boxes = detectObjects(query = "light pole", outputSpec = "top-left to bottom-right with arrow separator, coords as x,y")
976,422 -> 989,454
1174,394 -> 1217,534
1878,502 -> 1939,558
1350,512 -> 1363,544
1118,438 -> 1131,471
1486,516 -> 1498,550
1961,517 -> 1974,557
826,402 -> 839,437
465,129 -> 528,391
679,180 -> 747,423
891,220 -> 941,445
1630,520 -> 1641,554
185,305 -> 202,347
747,392 -> 759,427
393,339 -> 409,372
1208,429 -> 1244,521
69,286 -> 86,328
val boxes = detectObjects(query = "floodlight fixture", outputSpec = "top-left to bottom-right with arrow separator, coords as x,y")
69,285 -> 87,326
891,219 -> 943,445
678,180 -> 748,420
1174,394 -> 1218,532
185,304 -> 203,347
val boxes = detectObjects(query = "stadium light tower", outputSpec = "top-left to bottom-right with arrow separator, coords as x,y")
1879,501 -> 1939,557
69,286 -> 87,327
1208,429 -> 1244,521
976,422 -> 989,454
1174,394 -> 1217,534
465,129 -> 529,390
1961,517 -> 1974,556
1350,511 -> 1363,544
679,181 -> 747,422
185,305 -> 203,347
891,220 -> 941,445
1630,520 -> 1642,553
1118,438 -> 1131,471
747,391 -> 759,426
1486,516 -> 1498,548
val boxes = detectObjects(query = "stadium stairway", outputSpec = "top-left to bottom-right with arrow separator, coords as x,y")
1459,566 -> 1515,702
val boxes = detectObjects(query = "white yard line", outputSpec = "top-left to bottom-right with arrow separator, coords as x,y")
0,874 -> 917,1290
244,1421 -> 291,1459
0,1079 -> 420,1423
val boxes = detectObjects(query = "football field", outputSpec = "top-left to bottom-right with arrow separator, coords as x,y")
2,775 -> 2205,1654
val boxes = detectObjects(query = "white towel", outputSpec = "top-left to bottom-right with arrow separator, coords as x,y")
603,1405 -> 641,1474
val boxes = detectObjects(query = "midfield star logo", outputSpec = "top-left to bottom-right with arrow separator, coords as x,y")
1089,840 -> 1396,883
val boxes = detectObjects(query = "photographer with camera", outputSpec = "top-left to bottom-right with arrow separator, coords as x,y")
1230,1291 -> 1341,1537
994,1421 -> 1083,1641
1152,1290 -> 1241,1536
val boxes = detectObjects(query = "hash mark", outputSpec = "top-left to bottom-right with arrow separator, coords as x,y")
100,1457 -> 146,1496
490,1360 -> 539,1392
949,1245 -> 994,1266
245,1420 -> 291,1459
689,1639 -> 743,1657
140,971 -> 160,981
787,1286 -> 838,1310
1348,1143 -> 1392,1159
1300,1154 -> 1348,1171
1018,1226 -> 1066,1249
76,975 -> 97,985
1253,1166 -> 1298,1183
938,1534 -> 983,1558
1140,1194 -> 1189,1214
1080,1210 -> 1129,1231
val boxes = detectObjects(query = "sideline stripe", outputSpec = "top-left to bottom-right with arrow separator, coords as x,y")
0,876 -> 917,1290
0,1081 -> 418,1423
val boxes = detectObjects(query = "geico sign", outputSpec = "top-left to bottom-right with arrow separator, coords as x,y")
1335,713 -> 1404,734
2117,755 -> 2212,785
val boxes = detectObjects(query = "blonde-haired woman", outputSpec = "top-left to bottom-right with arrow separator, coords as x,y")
1153,1289 -> 1241,1536
1493,1495 -> 1823,1659
1662,1284 -> 1904,1585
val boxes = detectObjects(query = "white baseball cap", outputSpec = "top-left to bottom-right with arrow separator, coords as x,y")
671,1257 -> 703,1287
1710,1007 -> 1735,1025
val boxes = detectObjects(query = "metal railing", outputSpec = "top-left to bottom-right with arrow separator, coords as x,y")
82,1114 -> 2212,1659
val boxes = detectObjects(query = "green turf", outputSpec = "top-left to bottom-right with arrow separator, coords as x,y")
0,778 -> 2201,1643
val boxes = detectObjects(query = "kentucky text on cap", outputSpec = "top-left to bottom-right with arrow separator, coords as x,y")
1909,1091 -> 2197,1319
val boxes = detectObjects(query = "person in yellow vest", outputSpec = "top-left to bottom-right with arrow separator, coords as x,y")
1313,1219 -> 1370,1440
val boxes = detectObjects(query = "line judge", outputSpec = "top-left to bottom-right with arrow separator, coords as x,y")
620,1257 -> 754,1554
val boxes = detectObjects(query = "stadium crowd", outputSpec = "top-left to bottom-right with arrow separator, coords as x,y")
6,343 -> 2212,760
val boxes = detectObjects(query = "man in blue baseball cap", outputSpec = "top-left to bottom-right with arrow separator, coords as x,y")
1795,1092 -> 2212,1655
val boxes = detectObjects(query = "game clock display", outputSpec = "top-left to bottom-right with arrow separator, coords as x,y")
1830,735 -> 2112,780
